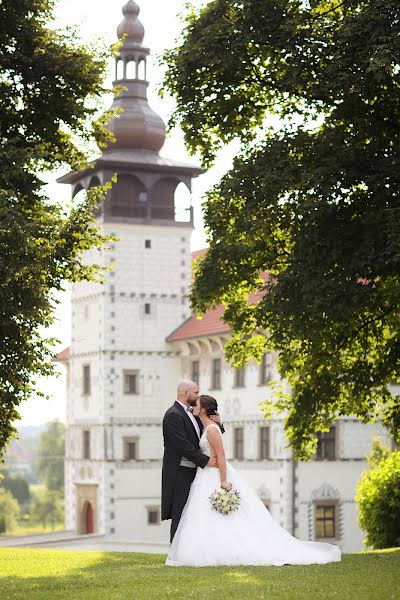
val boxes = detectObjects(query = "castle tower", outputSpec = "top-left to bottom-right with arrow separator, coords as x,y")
58,1 -> 202,540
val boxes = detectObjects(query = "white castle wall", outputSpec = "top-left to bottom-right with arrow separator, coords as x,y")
64,221 -> 395,550
65,221 -> 192,538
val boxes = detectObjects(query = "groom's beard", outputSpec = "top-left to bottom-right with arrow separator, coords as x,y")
187,397 -> 197,407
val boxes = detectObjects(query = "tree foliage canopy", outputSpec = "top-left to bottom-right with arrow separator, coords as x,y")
36,420 -> 65,491
0,488 -> 20,533
31,489 -> 64,530
163,0 -> 400,457
356,440 -> 400,549
0,0 -> 113,457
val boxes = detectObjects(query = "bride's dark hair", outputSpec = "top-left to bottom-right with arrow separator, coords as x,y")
199,394 -> 218,416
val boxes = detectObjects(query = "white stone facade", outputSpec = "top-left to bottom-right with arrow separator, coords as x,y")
64,222 -> 192,541
64,239 -> 394,551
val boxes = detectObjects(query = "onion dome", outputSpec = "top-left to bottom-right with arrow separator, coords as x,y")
117,1 -> 144,46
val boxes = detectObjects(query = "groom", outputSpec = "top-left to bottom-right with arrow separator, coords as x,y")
162,380 -> 220,542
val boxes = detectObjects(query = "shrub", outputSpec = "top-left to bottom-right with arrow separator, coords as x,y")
356,442 -> 400,549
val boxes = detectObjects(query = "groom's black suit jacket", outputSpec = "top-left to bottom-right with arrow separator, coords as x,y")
162,401 -> 218,521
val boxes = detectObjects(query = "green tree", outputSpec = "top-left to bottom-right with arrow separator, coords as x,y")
366,437 -> 392,470
2,475 -> 30,509
0,488 -> 20,534
356,444 -> 400,549
31,489 -> 64,530
162,0 -> 400,457
36,420 -> 65,491
0,0 -> 113,458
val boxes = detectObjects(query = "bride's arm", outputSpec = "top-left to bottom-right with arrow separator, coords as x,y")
207,426 -> 230,489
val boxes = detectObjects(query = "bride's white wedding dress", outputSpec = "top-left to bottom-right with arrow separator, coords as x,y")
166,424 -> 341,567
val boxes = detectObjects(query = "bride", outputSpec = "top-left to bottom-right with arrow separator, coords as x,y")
166,394 -> 341,567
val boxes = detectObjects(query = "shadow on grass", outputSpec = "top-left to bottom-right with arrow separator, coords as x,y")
0,548 -> 399,600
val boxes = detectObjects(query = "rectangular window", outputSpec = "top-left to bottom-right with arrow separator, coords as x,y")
315,505 -> 336,538
83,430 -> 91,460
144,303 -> 151,315
123,437 -> 138,461
316,427 -> 336,460
147,507 -> 160,525
259,352 -> 272,385
83,365 -> 91,395
191,360 -> 200,383
123,370 -> 139,395
234,366 -> 246,388
211,358 -> 221,390
233,428 -> 244,460
145,239 -> 151,248
259,426 -> 270,459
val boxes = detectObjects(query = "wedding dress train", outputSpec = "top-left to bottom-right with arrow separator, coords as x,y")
166,424 -> 341,567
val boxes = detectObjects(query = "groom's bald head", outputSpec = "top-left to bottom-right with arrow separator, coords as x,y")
177,380 -> 199,406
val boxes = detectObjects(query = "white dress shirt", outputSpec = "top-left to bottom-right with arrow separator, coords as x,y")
176,400 -> 201,468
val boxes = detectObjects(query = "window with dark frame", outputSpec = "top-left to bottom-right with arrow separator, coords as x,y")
316,426 -> 336,460
211,358 -> 221,389
124,439 -> 137,461
124,370 -> 138,395
315,504 -> 336,538
234,366 -> 246,388
191,360 -> 200,383
147,508 -> 160,525
233,427 -> 244,460
144,303 -> 151,315
83,365 -> 91,395
83,430 -> 91,460
259,352 -> 272,385
259,426 -> 270,459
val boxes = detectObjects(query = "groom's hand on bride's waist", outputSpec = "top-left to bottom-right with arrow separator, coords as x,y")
207,456 -> 218,468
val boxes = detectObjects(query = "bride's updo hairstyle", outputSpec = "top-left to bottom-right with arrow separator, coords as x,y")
199,395 -> 218,416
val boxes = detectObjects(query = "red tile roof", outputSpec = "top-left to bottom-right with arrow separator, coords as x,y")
167,305 -> 230,341
53,346 -> 70,362
191,248 -> 207,262
167,250 -> 266,342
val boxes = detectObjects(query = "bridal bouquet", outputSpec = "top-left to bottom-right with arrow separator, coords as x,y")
209,487 -> 240,515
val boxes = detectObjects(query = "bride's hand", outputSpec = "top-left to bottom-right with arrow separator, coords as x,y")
221,481 -> 232,491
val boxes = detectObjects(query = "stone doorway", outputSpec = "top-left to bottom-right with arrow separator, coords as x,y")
76,484 -> 98,534
83,501 -> 94,534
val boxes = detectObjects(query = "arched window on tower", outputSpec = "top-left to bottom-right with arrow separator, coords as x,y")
116,59 -> 123,81
137,57 -> 146,80
88,176 -> 103,218
72,184 -> 88,213
110,174 -> 148,218
72,183 -> 85,199
125,59 -> 136,80
174,182 -> 191,222
150,177 -> 185,221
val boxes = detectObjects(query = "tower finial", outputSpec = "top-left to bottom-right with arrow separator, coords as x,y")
117,1 -> 144,46
102,1 -> 166,154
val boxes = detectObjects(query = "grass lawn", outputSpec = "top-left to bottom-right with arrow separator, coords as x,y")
0,547 -> 399,600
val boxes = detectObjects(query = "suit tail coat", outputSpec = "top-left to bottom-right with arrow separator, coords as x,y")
161,401 -> 209,521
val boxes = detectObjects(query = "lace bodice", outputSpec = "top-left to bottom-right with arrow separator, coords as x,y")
199,424 -> 223,457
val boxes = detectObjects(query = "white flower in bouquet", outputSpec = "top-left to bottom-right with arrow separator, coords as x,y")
209,487 -> 240,515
